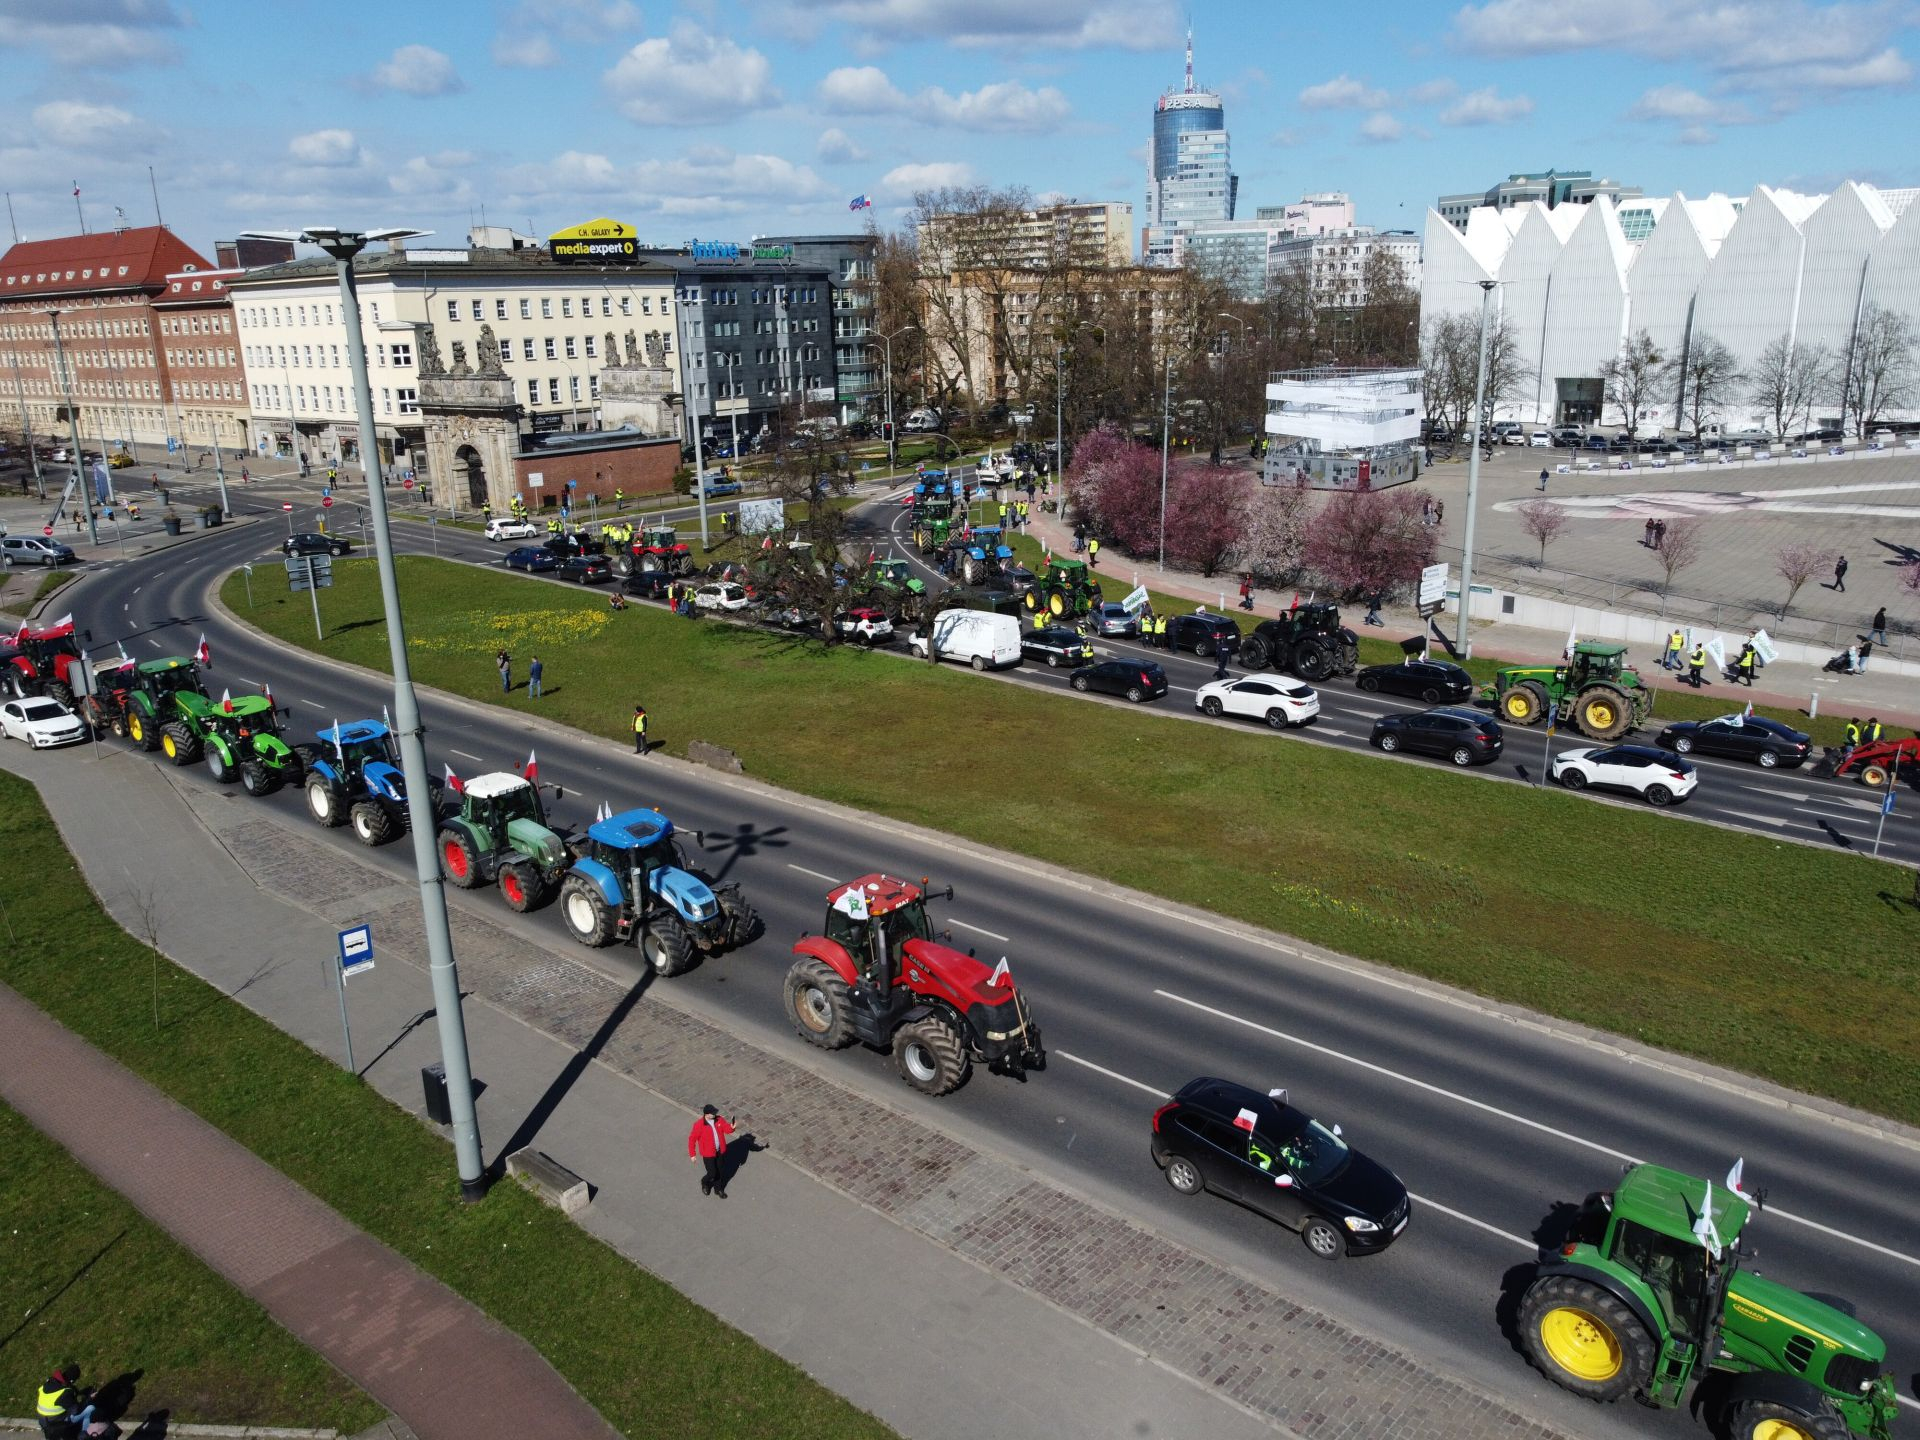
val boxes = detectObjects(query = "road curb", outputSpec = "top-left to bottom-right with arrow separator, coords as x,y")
0,1420 -> 339,1439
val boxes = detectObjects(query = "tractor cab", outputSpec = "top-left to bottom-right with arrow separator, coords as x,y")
580,808 -> 694,885
960,525 -> 1013,562
21,622 -> 82,670
1570,643 -> 1628,686
318,720 -> 400,782
823,874 -> 937,985
204,694 -> 283,740
459,773 -> 548,847
135,656 -> 204,701
1578,1166 -> 1742,1358
870,558 -> 923,593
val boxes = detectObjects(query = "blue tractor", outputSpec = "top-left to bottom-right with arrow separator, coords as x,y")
557,807 -> 759,975
304,719 -> 411,846
951,524 -> 1013,586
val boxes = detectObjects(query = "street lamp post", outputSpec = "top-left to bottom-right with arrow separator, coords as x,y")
8,350 -> 47,499
1455,279 -> 1497,660
880,326 -> 915,474
1157,354 -> 1174,569
47,312 -> 99,546
245,226 -> 486,1201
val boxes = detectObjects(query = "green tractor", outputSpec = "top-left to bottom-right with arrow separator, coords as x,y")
910,477 -> 956,554
1485,641 -> 1654,742
858,557 -> 928,621
161,691 -> 316,796
87,656 -> 207,753
1022,557 -> 1103,620
1520,1162 -> 1895,1440
437,771 -> 572,912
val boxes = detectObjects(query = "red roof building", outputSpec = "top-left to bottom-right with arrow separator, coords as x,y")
153,267 -> 248,455
0,225 -> 218,456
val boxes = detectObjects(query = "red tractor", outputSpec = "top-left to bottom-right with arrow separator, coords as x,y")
629,525 -> 695,577
1,619 -> 90,706
1833,734 -> 1920,789
783,874 -> 1045,1096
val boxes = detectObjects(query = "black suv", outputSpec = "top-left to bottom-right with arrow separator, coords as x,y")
1165,613 -> 1241,657
556,554 -> 613,584
622,570 -> 676,600
1070,659 -> 1168,703
283,532 -> 351,557
542,534 -> 606,558
1150,1077 -> 1411,1259
1021,625 -> 1093,668
1370,706 -> 1504,766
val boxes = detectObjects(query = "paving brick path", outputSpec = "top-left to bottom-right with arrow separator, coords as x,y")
0,986 -> 620,1440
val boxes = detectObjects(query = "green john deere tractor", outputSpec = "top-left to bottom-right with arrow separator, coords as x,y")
1022,557 -> 1102,620
859,557 -> 928,620
910,477 -> 956,554
97,656 -> 208,753
1485,641 -> 1654,742
437,771 -> 573,912
1520,1162 -> 1895,1440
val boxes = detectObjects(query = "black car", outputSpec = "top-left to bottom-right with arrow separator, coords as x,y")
283,532 -> 352,557
1656,714 -> 1811,768
1021,625 -> 1094,668
556,554 -> 613,584
1165,613 -> 1241,657
622,570 -> 676,599
1070,658 -> 1168,703
1370,706 -> 1504,766
1354,658 -> 1475,705
542,533 -> 605,558
1150,1077 -> 1411,1259
504,545 -> 559,572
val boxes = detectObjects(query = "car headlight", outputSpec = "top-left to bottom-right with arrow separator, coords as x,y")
1342,1216 -> 1380,1232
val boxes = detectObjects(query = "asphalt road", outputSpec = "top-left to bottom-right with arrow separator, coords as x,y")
49,489 -> 1920,1439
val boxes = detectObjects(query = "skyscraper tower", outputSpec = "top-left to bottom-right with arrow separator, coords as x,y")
1144,26 -> 1238,266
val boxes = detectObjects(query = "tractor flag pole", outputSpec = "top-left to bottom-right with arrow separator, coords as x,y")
1871,748 -> 1898,858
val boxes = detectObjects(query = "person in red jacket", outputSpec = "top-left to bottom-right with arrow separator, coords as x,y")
687,1105 -> 736,1198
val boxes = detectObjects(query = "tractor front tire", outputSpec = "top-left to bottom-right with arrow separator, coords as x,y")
641,913 -> 696,976
127,709 -> 160,751
1575,686 -> 1633,741
239,760 -> 275,796
720,893 -> 760,947
560,878 -> 619,948
161,722 -> 200,766
307,774 -> 346,826
1502,683 -> 1547,726
498,858 -> 549,913
1294,637 -> 1333,682
350,801 -> 397,847
1047,588 -> 1066,617
784,959 -> 855,1048
206,746 -> 236,784
1518,1275 -> 1654,1404
1726,1398 -> 1850,1440
1240,634 -> 1271,669
892,1016 -> 972,1096
439,827 -> 484,889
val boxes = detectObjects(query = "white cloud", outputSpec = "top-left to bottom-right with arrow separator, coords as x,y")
824,0 -> 1178,51
816,127 -> 869,163
1358,111 -> 1405,142
818,64 -> 909,112
497,146 -> 827,217
389,153 -> 477,198
1439,87 -> 1534,125
880,161 -> 974,197
1771,46 -> 1912,89
1628,85 -> 1719,120
34,100 -> 148,152
1298,73 -> 1388,110
364,44 -> 465,96
0,0 -> 185,66
605,22 -> 780,123
288,128 -> 362,167
1407,78 -> 1459,104
493,0 -> 640,66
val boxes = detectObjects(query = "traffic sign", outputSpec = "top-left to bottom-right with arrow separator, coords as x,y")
338,924 -> 374,978
281,502 -> 294,512
1418,562 -> 1450,607
321,495 -> 334,509
41,524 -> 52,536
402,476 -> 415,490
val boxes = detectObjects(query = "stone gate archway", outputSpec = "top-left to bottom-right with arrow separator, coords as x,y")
456,445 -> 487,508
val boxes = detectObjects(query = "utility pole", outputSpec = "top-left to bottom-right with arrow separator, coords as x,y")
1157,354 -> 1174,568
1454,279 -> 1496,660
47,312 -> 99,546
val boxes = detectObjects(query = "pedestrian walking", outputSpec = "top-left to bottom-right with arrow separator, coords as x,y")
1238,573 -> 1253,611
633,705 -> 649,754
1365,591 -> 1385,627
688,1104 -> 736,1198
496,649 -> 512,694
1087,537 -> 1100,569
1833,554 -> 1848,591
1855,640 -> 1873,673
1643,518 -> 1655,547
1538,467 -> 1549,492
34,1363 -> 99,1439
1735,643 -> 1756,686
1687,643 -> 1707,688
1869,606 -> 1888,645
1434,500 -> 1444,526
1665,627 -> 1686,672
527,655 -> 543,699
240,465 -> 251,484
1213,639 -> 1230,680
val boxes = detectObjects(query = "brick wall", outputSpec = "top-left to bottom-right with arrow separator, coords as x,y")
510,436 -> 681,509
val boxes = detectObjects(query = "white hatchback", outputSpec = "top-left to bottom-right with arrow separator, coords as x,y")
694,582 -> 751,612
1195,675 -> 1320,729
1,696 -> 87,748
484,516 -> 539,541
1551,745 -> 1697,807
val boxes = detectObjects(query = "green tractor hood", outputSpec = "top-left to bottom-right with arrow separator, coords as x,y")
1722,1268 -> 1892,1408
506,817 -> 569,871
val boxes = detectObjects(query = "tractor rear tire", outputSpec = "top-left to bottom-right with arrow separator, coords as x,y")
288,744 -> 317,782
1240,634 -> 1272,670
350,801 -> 396,847
239,760 -> 275,796
1518,1274 -> 1654,1404
641,914 -> 696,976
1859,764 -> 1891,789
1726,1398 -> 1849,1440
161,722 -> 200,766
498,858 -> 548,913
206,746 -> 236,784
439,827 -> 484,888
1294,637 -> 1333,682
1575,687 -> 1633,741
610,554 -> 633,578
892,1016 -> 971,1096
46,681 -> 73,709
307,774 -> 346,825
127,709 -> 160,751
785,959 -> 856,1048
1502,683 -> 1547,726
720,893 -> 759,947
559,877 -> 619,947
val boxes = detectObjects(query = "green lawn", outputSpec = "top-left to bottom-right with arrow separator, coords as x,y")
0,568 -> 77,617
222,557 -> 1920,1125
0,775 -> 894,1440
0,1100 -> 384,1431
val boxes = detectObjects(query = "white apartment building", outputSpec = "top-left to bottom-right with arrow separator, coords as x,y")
228,239 -> 680,466
918,201 -> 1134,273
1269,228 -> 1422,307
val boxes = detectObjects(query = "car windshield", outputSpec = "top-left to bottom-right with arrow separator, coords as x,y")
1280,1118 -> 1350,1186
18,700 -> 64,720
492,786 -> 539,825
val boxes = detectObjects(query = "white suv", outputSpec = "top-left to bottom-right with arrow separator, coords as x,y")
484,516 -> 539,541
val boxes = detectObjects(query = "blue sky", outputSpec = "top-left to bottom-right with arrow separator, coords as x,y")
2,0 -> 1916,260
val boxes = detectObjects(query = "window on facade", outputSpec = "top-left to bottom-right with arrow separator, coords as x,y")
471,299 -> 483,320
396,388 -> 418,415
526,379 -> 539,404
583,335 -> 596,358
499,339 -> 512,363
391,342 -> 412,367
588,374 -> 599,399
600,297 -> 612,316
447,300 -> 459,321
541,298 -> 552,318
495,298 -> 507,320
381,387 -> 391,415
547,378 -> 560,403
569,375 -> 580,401
519,298 -> 531,319
564,336 -> 576,358
544,337 -> 557,360
523,338 -> 535,361
620,297 -> 632,316
560,298 -> 572,318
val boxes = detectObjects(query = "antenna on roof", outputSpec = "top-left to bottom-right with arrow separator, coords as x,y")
72,180 -> 85,235
1184,20 -> 1194,93
149,165 -> 164,230
4,192 -> 16,246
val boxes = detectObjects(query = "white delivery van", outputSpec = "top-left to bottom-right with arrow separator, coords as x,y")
910,609 -> 1022,671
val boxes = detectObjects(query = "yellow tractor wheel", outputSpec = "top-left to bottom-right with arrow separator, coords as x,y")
1859,764 -> 1891,789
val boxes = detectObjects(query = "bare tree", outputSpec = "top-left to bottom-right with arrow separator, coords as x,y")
755,400 -> 857,643
1775,541 -> 1836,618
1655,516 -> 1705,596
1661,332 -> 1742,437
1421,310 -> 1533,444
122,868 -> 168,1031
1747,335 -> 1831,441
1599,330 -> 1664,437
1350,247 -> 1420,365
1841,303 -> 1918,437
1516,500 -> 1571,569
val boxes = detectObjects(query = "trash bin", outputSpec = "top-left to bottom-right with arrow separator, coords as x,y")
422,1062 -> 451,1124
202,507 -> 222,528
161,516 -> 182,536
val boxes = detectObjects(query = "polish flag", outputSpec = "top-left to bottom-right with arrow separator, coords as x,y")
51,612 -> 73,630
195,632 -> 212,666
1725,1157 -> 1751,1200
988,957 -> 1010,988
220,688 -> 233,713
443,763 -> 464,796
261,680 -> 273,708
1563,624 -> 1578,661
522,749 -> 538,782
1233,1107 -> 1259,1133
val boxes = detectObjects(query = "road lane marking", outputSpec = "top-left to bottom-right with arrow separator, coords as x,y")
1740,785 -> 1808,802
1053,1049 -> 1167,1097
947,917 -> 1011,942
787,863 -> 841,884
1154,989 -> 1920,1270
131,586 -> 140,594
449,748 -> 486,762
1792,806 -> 1873,827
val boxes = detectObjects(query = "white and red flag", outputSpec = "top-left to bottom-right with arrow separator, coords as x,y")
522,749 -> 538,783
195,632 -> 212,666
444,764 -> 464,796
1233,1107 -> 1259,1133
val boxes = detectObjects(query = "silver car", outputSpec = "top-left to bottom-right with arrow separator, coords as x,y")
1091,602 -> 1138,637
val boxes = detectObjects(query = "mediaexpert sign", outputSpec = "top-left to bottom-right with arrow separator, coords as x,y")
549,217 -> 638,264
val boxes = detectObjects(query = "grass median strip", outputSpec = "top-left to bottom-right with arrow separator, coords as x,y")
221,556 -> 1920,1125
0,1097 -> 384,1432
0,774 -> 895,1440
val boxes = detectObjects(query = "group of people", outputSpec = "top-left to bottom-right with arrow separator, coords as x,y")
1660,627 -> 1765,687
1419,496 -> 1446,527
1840,716 -> 1885,758
494,648 -> 544,698
1640,518 -> 1671,549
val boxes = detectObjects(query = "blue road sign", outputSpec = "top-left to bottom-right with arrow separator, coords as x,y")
1882,790 -> 1896,816
338,923 -> 375,978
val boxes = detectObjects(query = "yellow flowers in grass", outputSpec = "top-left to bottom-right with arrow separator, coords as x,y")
410,607 -> 612,655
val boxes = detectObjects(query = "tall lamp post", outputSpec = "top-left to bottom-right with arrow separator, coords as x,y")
1214,312 -> 1251,462
1157,353 -> 1175,568
1455,279 -> 1497,660
244,226 -> 486,1202
47,312 -> 99,546
879,325 -> 915,474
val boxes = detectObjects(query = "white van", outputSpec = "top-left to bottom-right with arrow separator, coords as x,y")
909,609 -> 1021,671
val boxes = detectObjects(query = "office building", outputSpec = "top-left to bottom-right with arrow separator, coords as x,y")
1180,195 -> 1366,299
917,201 -> 1133,273
1270,228 -> 1421,307
153,265 -> 250,458
1144,29 -> 1238,266
1436,170 -> 1641,233
755,233 -> 879,425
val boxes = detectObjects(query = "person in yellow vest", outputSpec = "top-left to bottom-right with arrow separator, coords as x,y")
633,704 -> 649,755
1735,643 -> 1757,686
1154,613 -> 1168,645
1866,716 -> 1883,743
1665,628 -> 1685,672
615,487 -> 625,512
35,1364 -> 94,1439
1843,718 -> 1861,758
1087,537 -> 1100,568
1686,643 -> 1707,688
